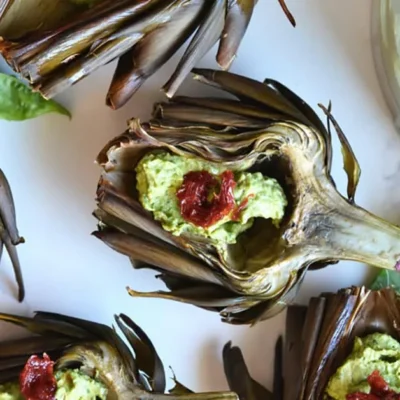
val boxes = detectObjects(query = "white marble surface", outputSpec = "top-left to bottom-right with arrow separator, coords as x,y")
0,0 -> 399,393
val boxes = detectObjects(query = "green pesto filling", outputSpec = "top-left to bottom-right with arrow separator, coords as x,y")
136,151 -> 287,246
0,369 -> 108,400
325,333 -> 400,400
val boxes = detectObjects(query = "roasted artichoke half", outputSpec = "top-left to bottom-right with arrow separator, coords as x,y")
0,0 -> 294,109
280,286 -> 400,400
93,68 -> 400,325
0,310 -> 238,400
221,287 -> 400,399
0,168 -> 24,302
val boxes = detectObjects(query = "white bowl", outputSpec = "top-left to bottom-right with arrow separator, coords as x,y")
372,0 -> 400,131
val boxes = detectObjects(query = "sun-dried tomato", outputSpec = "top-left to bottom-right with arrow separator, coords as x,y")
346,370 -> 400,399
177,170 -> 250,228
19,353 -> 57,400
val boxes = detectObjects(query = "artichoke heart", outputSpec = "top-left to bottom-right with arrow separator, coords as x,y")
135,150 -> 287,247
94,68 -> 400,325
0,311 -> 238,400
0,0 -> 295,109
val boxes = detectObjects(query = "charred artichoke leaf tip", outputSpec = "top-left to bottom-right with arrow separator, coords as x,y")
278,0 -> 296,27
318,102 -> 361,203
0,168 -> 25,302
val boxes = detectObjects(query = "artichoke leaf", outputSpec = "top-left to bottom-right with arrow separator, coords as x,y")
106,0 -> 204,109
163,0 -> 226,98
0,367 -> 24,384
223,269 -> 307,326
0,170 -> 24,301
278,0 -> 296,27
153,103 -> 269,128
95,188 -> 186,250
169,96 -> 284,121
0,356 -> 37,371
283,305 -> 308,400
192,69 -> 305,122
217,0 -> 256,70
169,377 -> 194,395
223,342 -> 273,400
0,228 -> 24,301
93,229 -> 223,285
0,169 -> 20,245
34,312 -> 122,347
319,103 -> 360,203
0,313 -> 90,338
156,272 -> 206,292
0,0 -> 12,21
0,0 -> 78,40
263,78 -> 331,143
94,205 -> 220,271
147,120 -> 238,137
273,336 -> 283,400
93,208 -> 169,250
70,0 -> 104,6
298,297 -> 326,399
114,314 -> 166,393
37,34 -> 143,99
127,285 -> 262,309
0,336 -> 71,359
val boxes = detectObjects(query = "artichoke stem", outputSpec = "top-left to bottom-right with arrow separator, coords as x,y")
313,188 -> 400,271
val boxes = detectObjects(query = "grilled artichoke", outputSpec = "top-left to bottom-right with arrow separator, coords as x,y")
283,286 -> 400,399
93,68 -> 400,325
0,169 -> 24,302
0,0 -> 295,110
221,287 -> 400,399
0,310 -> 238,400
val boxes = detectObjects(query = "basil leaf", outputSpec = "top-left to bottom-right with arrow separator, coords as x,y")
370,269 -> 400,292
0,74 -> 71,121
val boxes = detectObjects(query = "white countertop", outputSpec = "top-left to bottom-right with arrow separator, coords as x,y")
1,0 -> 399,393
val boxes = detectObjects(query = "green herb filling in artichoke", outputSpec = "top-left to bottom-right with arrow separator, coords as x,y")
136,150 -> 287,247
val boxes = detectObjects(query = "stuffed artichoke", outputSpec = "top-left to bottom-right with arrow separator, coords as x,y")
0,0 -> 295,109
93,68 -> 400,325
0,169 -> 24,302
283,286 -> 400,399
0,310 -> 238,400
222,286 -> 400,399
